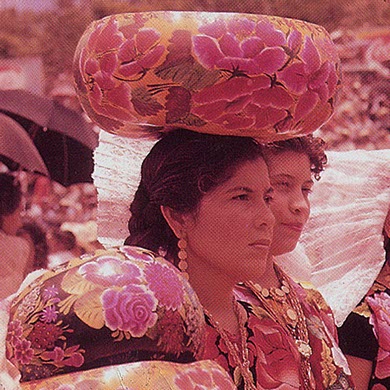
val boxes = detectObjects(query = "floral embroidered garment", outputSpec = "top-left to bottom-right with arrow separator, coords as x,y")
338,262 -> 390,390
6,247 -> 206,383
202,269 -> 354,389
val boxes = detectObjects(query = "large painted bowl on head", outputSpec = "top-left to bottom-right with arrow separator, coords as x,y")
73,11 -> 341,142
6,246 -> 205,382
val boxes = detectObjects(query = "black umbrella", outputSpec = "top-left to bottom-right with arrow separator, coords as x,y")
0,113 -> 49,175
0,89 -> 99,187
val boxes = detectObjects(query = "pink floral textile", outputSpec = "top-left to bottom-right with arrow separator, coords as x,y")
202,273 -> 354,389
6,246 -> 205,382
338,262 -> 390,389
74,11 -> 341,141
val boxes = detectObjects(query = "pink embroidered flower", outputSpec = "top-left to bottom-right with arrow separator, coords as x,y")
144,262 -> 184,310
367,292 -> 390,379
248,316 -> 301,388
7,320 -> 23,345
78,256 -> 142,287
372,384 -> 387,390
278,35 -> 338,121
193,18 -> 286,75
101,285 -> 158,337
28,322 -> 63,350
40,305 -> 58,323
80,17 -> 165,121
14,339 -> 34,365
40,345 -> 85,368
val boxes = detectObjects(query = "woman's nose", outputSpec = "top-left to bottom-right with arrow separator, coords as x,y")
289,192 -> 309,214
254,203 -> 275,229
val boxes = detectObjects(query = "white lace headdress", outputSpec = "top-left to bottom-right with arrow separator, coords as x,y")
278,148 -> 390,325
94,130 -> 390,326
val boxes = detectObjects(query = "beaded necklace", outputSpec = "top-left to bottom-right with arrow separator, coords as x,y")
204,298 -> 256,390
244,265 -> 316,389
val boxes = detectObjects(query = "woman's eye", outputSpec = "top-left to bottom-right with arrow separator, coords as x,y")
233,194 -> 249,201
264,195 -> 274,204
302,187 -> 313,195
275,181 -> 289,188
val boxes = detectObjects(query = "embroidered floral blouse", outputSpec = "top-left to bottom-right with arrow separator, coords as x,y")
338,262 -> 390,390
202,271 -> 355,389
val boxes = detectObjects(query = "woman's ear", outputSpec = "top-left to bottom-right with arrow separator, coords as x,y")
160,205 -> 190,238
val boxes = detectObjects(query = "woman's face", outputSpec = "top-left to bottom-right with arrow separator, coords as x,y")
183,158 -> 275,283
265,151 -> 313,256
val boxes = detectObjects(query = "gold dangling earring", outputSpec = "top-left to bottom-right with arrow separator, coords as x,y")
178,236 -> 189,280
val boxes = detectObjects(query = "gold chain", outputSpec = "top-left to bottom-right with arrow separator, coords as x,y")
204,299 -> 256,390
245,265 -> 316,389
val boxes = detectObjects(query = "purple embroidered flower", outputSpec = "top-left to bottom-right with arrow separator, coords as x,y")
14,339 -> 34,365
144,262 -> 184,310
78,256 -> 142,287
42,285 -> 59,301
101,285 -> 158,337
40,305 -> 58,323
7,320 -> 23,345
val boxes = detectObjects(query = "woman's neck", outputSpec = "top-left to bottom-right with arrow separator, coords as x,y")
187,260 -> 241,335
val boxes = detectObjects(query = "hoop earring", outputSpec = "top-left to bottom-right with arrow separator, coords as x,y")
178,236 -> 189,280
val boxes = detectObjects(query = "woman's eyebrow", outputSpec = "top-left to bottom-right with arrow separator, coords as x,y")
226,186 -> 254,193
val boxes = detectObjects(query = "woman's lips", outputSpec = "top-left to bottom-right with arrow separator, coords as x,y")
282,223 -> 304,232
249,239 -> 272,248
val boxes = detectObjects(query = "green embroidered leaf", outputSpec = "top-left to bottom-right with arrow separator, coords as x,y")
74,290 -> 105,329
61,268 -> 96,296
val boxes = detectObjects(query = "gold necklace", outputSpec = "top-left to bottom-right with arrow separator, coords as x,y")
204,299 -> 256,390
245,265 -> 316,390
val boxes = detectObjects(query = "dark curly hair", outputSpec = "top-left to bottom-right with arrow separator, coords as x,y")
125,128 -> 264,265
0,172 -> 22,229
262,135 -> 327,180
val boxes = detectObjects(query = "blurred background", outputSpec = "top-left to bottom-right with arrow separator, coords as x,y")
0,0 -> 389,260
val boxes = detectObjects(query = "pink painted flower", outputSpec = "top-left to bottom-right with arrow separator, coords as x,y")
367,292 -> 390,379
40,305 -> 58,323
78,256 -> 141,287
14,339 -> 34,365
7,320 -> 23,345
144,262 -> 184,310
101,285 -> 158,337
278,35 -> 338,121
248,316 -> 301,388
193,17 -> 287,75
80,17 -> 165,121
192,74 -> 293,131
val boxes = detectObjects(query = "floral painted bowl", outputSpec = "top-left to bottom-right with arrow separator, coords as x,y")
74,11 -> 341,141
6,246 -> 205,382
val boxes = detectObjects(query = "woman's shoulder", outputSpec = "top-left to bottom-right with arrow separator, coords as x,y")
7,245 -> 206,383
